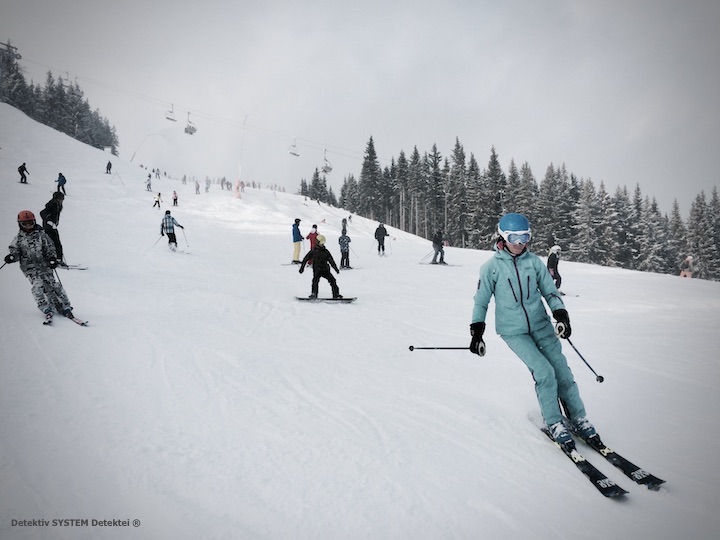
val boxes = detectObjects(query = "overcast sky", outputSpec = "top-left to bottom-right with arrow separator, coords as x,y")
2,0 -> 718,216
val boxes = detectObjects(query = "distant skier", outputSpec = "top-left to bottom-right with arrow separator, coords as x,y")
146,174 -> 152,191
338,228 -> 352,269
4,210 -> 74,323
374,223 -> 389,255
469,212 -> 597,451
39,192 -> 66,266
18,162 -> 29,183
431,229 -> 446,264
160,210 -> 184,251
306,224 -> 319,250
106,161 -> 112,174
305,224 -> 319,265
299,235 -> 342,299
56,172 -> 67,195
547,245 -> 563,292
291,218 -> 303,264
679,255 -> 694,278
153,192 -> 162,209
172,191 -> 178,207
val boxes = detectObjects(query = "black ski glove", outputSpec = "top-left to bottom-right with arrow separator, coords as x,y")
4,254 -> 17,264
469,322 -> 486,356
161,231 -> 165,236
553,309 -> 571,339
299,267 -> 304,274
48,258 -> 58,269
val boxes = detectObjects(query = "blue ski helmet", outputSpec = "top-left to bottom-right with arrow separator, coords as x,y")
498,213 -> 531,244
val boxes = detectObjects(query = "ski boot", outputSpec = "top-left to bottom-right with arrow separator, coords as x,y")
549,421 -> 575,451
571,416 -> 598,442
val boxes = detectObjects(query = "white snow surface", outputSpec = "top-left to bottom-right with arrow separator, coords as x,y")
1,103 -> 720,540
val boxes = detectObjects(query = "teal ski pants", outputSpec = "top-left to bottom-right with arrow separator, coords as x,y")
501,323 -> 586,426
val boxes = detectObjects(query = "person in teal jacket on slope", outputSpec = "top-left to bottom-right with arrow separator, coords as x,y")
469,212 -> 597,450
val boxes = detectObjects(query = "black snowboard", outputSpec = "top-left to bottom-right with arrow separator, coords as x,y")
295,297 -> 356,303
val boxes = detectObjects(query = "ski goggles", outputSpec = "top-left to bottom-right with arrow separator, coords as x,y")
19,220 -> 35,228
504,231 -> 531,245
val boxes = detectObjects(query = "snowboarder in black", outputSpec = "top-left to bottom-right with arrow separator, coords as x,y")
40,192 -> 66,266
299,235 -> 342,299
18,162 -> 28,183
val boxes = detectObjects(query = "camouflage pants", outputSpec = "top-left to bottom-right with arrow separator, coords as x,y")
27,271 -> 72,314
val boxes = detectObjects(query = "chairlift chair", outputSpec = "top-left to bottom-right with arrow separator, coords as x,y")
165,104 -> 177,122
184,112 -> 197,135
321,149 -> 333,174
288,137 -> 300,157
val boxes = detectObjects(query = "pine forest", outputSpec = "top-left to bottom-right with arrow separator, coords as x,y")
309,137 -> 719,281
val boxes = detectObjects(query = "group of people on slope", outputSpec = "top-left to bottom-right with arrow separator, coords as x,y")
5,162 -> 189,322
4,180 -> 694,450
287,211 -> 611,449
17,163 -> 67,194
292,219 -> 352,300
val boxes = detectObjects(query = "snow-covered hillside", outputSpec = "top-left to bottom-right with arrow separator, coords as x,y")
1,103 -> 720,540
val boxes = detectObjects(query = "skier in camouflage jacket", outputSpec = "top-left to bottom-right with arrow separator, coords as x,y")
5,210 -> 73,318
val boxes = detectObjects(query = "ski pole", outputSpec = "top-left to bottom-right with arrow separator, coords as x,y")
566,338 -> 605,383
409,346 -> 470,352
54,268 -> 64,287
181,228 -> 189,247
0,262 -> 7,271
152,235 -> 163,248
419,251 -> 434,263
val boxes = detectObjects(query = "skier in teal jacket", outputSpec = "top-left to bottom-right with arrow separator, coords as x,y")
469,213 -> 597,450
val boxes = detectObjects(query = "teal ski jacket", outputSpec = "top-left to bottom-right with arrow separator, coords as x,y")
472,245 -> 565,336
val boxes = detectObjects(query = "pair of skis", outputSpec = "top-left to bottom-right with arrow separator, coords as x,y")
43,312 -> 89,326
58,263 -> 88,270
540,423 -> 665,498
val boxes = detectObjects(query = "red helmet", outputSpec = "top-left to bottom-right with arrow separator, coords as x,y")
17,210 -> 36,229
18,210 -> 35,222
